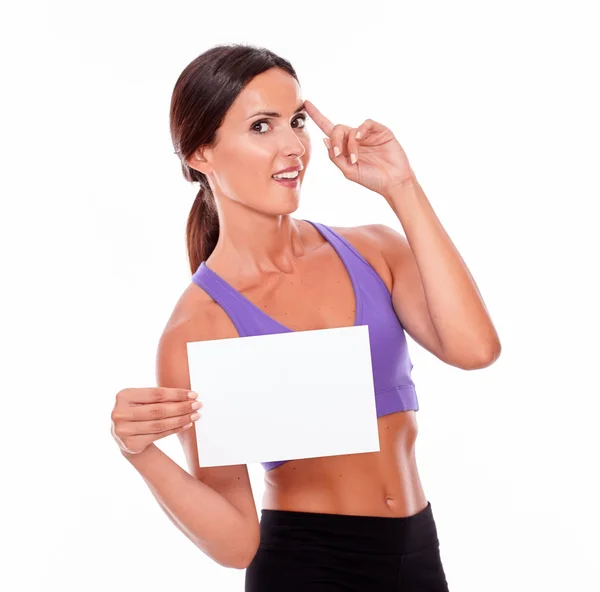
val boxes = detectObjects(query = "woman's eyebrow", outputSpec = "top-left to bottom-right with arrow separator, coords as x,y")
246,102 -> 306,119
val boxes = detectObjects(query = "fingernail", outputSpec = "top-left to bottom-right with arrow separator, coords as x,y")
350,153 -> 357,164
356,131 -> 362,139
323,137 -> 331,150
333,146 -> 340,157
188,391 -> 198,398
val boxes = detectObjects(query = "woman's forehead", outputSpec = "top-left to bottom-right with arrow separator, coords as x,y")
228,70 -> 303,121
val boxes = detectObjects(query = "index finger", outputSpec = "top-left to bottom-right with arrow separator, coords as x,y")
304,99 -> 334,137
124,387 -> 198,405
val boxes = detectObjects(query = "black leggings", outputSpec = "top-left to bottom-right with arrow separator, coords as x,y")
245,501 -> 449,591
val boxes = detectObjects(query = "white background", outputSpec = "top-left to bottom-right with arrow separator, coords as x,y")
2,1 -> 599,590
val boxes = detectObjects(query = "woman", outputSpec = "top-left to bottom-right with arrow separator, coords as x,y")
110,43 -> 501,591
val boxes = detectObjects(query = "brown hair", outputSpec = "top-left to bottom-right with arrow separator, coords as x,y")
169,43 -> 299,274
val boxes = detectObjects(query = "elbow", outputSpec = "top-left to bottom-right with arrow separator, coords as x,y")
193,536 -> 259,570
483,337 -> 502,366
211,548 -> 255,570
463,338 -> 502,370
228,540 -> 260,570
233,553 -> 256,571
240,526 -> 261,569
443,337 -> 502,370
218,525 -> 260,570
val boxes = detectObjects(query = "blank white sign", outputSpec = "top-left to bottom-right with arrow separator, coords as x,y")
186,324 -> 380,468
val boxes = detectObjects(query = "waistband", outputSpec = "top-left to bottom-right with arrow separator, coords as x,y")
258,501 -> 438,555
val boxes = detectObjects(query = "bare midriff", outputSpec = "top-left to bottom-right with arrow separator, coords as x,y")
262,409 -> 428,518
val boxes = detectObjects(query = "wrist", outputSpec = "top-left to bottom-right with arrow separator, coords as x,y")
381,174 -> 418,203
119,442 -> 157,464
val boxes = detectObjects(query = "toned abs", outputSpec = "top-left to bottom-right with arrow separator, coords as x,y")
262,410 -> 427,518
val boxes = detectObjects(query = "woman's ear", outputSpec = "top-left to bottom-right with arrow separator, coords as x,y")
186,146 -> 213,176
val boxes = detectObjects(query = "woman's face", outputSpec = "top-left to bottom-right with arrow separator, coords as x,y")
192,68 -> 312,215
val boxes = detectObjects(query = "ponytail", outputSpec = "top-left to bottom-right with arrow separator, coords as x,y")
185,175 -> 220,274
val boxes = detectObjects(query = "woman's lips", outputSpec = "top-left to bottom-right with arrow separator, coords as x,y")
272,175 -> 299,187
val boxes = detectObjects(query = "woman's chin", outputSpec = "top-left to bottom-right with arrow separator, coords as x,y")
269,193 -> 301,215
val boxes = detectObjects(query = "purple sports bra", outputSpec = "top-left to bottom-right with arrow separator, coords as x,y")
191,220 -> 419,471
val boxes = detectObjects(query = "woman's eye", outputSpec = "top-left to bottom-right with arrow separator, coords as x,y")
252,114 -> 308,134
294,114 -> 307,129
253,121 -> 269,133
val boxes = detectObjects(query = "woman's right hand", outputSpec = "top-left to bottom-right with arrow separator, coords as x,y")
110,388 -> 202,455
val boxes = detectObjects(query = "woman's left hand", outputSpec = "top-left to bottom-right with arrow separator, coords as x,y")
304,99 -> 416,198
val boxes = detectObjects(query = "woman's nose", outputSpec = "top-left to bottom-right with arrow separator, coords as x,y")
280,128 -> 306,157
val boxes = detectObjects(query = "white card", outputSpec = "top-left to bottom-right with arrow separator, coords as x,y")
186,325 -> 380,468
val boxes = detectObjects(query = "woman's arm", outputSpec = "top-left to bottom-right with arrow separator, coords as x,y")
120,322 -> 260,570
121,444 -> 258,569
379,177 -> 501,369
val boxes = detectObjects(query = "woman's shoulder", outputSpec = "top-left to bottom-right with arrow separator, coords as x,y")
160,279 -> 238,346
327,221 -> 395,245
324,222 -> 394,293
327,221 -> 383,245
